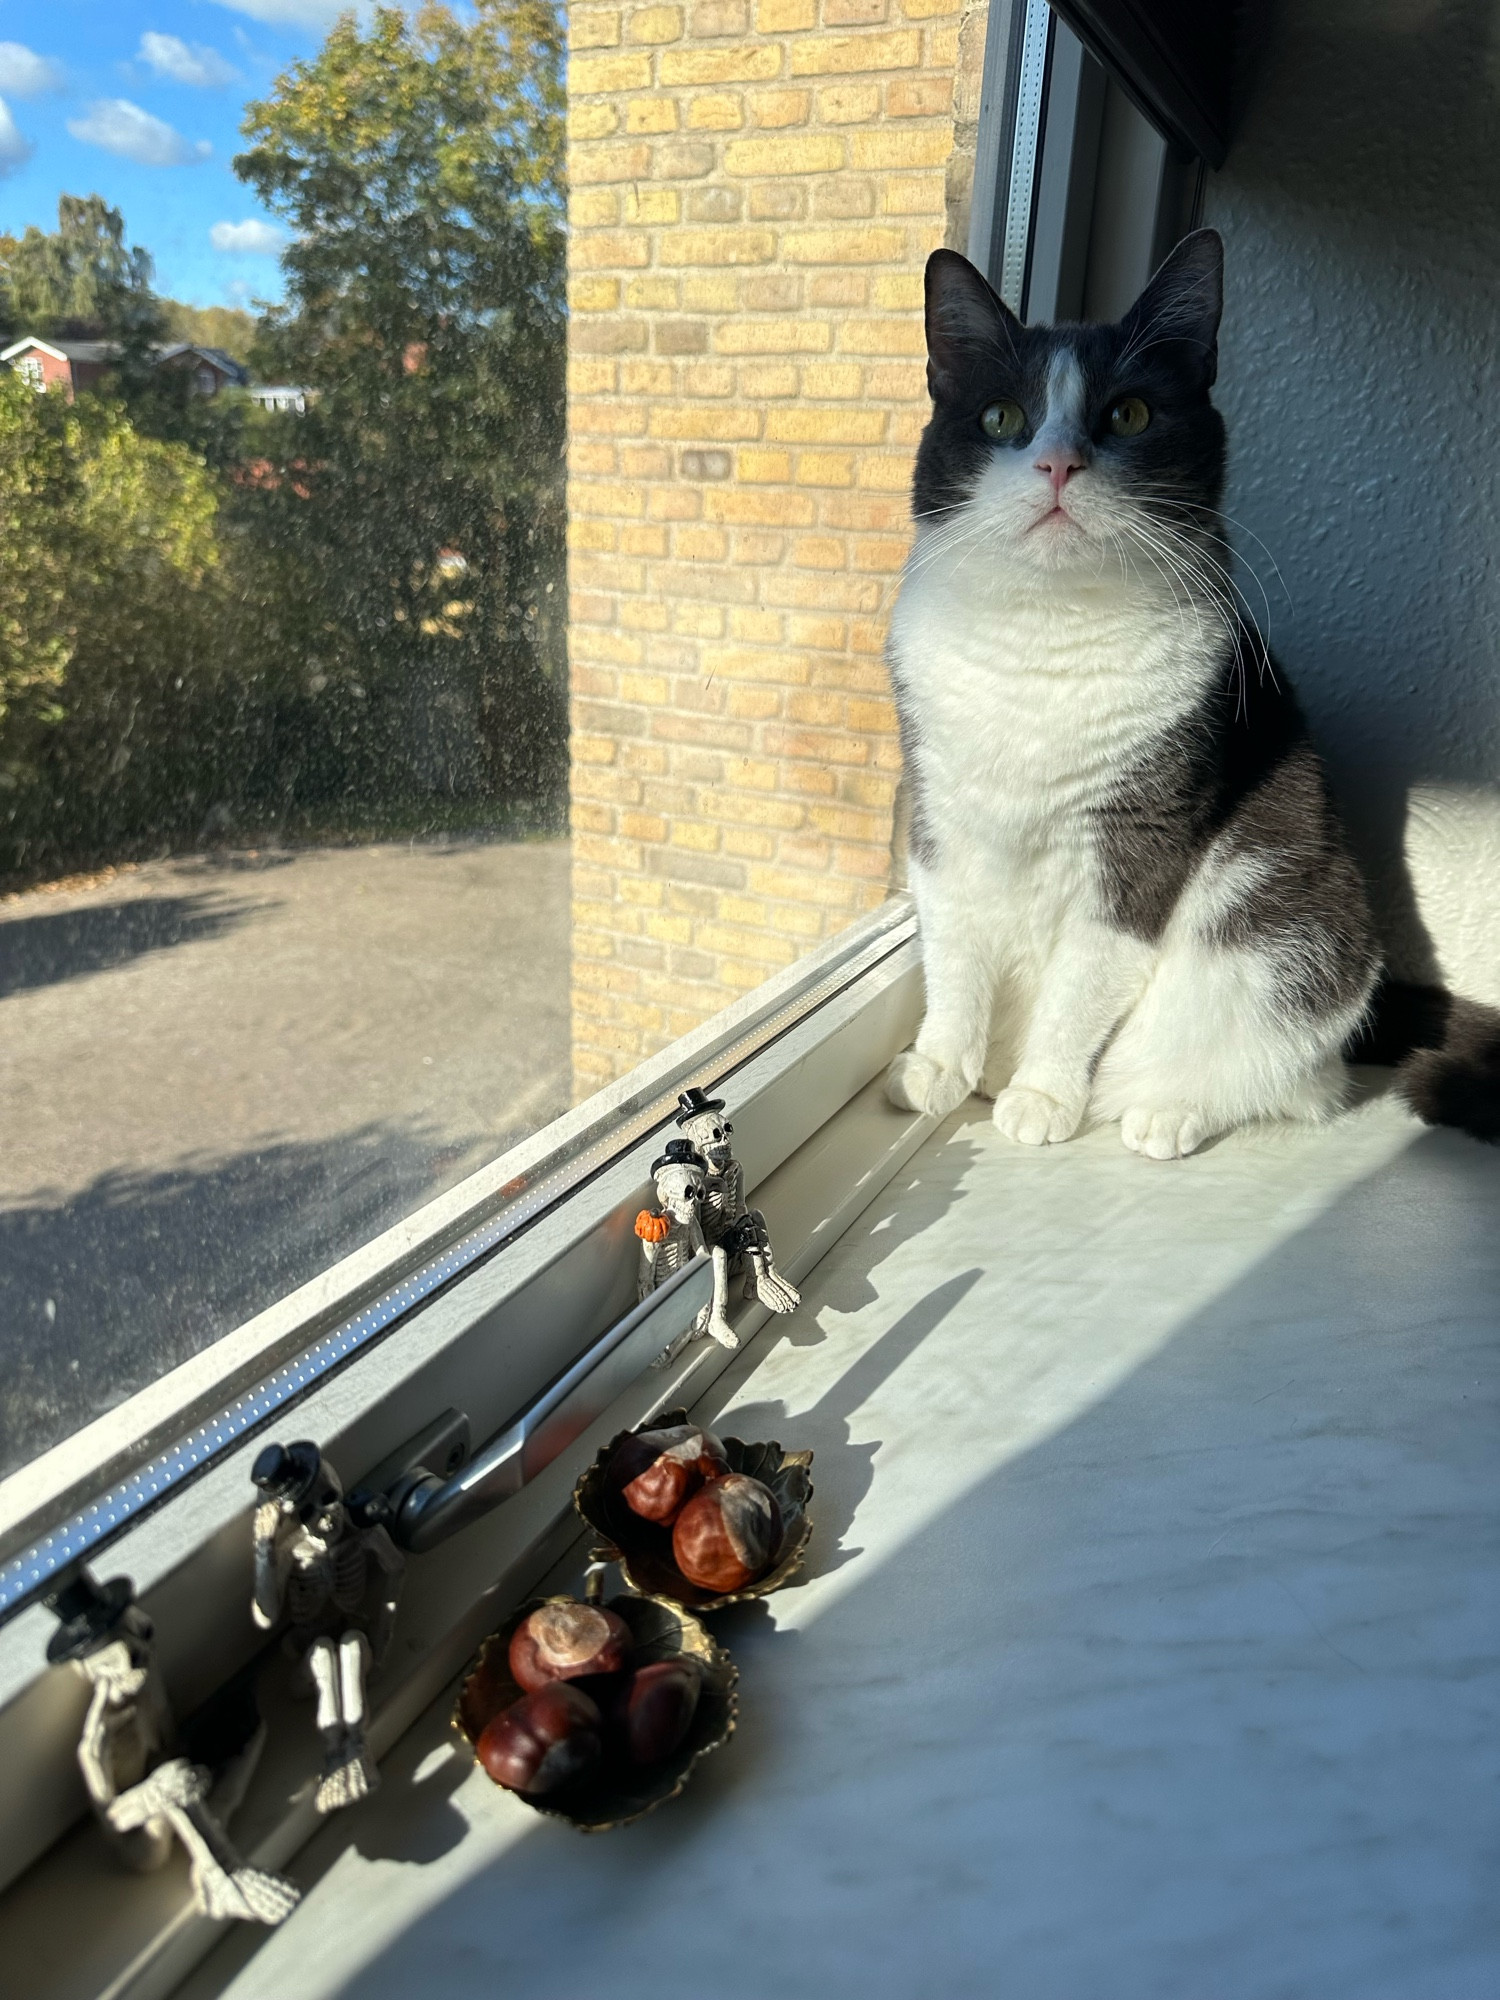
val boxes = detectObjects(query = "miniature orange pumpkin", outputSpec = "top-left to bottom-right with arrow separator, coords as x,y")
635,1210 -> 671,1243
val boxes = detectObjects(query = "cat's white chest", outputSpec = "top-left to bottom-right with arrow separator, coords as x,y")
891,568 -> 1208,860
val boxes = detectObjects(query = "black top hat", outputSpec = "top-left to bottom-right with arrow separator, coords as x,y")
651,1136 -> 705,1177
675,1087 -> 726,1126
45,1571 -> 141,1664
251,1439 -> 324,1514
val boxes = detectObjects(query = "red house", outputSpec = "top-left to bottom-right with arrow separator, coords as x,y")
1,336 -> 249,400
0,337 -> 118,397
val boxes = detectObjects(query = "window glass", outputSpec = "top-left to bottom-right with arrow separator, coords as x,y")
0,1 -> 568,1477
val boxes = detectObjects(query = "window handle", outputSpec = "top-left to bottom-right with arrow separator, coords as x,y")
377,1255 -> 715,1555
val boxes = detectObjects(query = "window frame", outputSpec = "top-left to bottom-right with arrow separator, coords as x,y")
968,0 -> 1204,320
0,896 -> 930,1913
0,901 -> 915,1592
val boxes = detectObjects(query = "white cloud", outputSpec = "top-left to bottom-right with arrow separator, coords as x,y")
0,96 -> 32,176
0,42 -> 64,98
209,0 -> 360,25
137,33 -> 239,87
211,218 -> 284,255
67,99 -> 212,168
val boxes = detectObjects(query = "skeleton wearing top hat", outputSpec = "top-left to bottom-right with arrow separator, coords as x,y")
47,1571 -> 299,1924
672,1088 -> 800,1315
636,1137 -> 739,1352
250,1440 -> 405,1814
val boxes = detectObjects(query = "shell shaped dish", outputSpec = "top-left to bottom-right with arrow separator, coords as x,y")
575,1409 -> 814,1611
453,1591 -> 737,1832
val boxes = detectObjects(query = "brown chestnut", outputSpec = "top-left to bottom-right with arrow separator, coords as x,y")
672,1472 -> 782,1593
508,1599 -> 632,1692
477,1683 -> 602,1795
606,1658 -> 703,1765
609,1423 -> 729,1526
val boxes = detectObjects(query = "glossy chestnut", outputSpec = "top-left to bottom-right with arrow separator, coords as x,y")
671,1472 -> 782,1593
605,1658 -> 703,1765
477,1683 -> 603,1795
609,1423 -> 729,1526
508,1599 -> 632,1692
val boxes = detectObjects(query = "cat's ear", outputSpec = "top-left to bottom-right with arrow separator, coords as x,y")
924,249 -> 1020,402
1120,229 -> 1223,386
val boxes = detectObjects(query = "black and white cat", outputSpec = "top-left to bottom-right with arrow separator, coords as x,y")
886,229 -> 1498,1155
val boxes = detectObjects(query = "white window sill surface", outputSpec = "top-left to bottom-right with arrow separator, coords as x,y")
167,1085 -> 1500,2000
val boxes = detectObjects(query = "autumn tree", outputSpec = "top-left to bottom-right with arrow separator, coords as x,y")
232,0 -> 568,813
0,371 -> 247,875
0,195 -> 164,348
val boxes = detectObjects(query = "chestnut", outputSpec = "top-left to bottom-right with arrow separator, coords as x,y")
477,1683 -> 602,1795
609,1423 -> 729,1526
508,1599 -> 632,1692
672,1472 -> 782,1593
606,1658 -> 703,1766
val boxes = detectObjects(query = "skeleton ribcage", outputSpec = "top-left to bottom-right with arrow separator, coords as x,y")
330,1537 -> 368,1616
701,1162 -> 744,1245
285,1562 -> 330,1630
650,1226 -> 697,1280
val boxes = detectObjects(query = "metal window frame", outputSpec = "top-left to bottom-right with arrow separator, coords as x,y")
971,0 -> 1206,324
0,899 -> 931,1919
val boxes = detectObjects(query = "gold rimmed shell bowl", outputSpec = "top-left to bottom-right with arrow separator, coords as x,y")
574,1408 -> 814,1612
453,1588 -> 738,1832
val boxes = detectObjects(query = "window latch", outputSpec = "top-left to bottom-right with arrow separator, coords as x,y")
354,1254 -> 716,1555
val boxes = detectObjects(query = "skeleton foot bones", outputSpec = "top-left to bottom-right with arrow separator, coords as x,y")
636,1089 -> 802,1362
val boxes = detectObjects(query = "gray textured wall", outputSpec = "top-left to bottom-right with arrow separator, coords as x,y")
1203,0 -> 1500,996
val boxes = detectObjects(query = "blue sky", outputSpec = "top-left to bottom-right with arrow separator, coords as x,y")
0,0 -> 356,308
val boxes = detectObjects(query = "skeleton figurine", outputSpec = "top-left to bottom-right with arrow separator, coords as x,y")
47,1571 -> 299,1925
636,1138 -> 738,1356
250,1440 -> 404,1815
674,1088 -> 800,1314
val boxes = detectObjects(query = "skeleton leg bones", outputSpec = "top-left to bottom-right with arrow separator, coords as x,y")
309,1631 -> 378,1813
731,1208 -> 801,1312
106,1761 -> 299,1924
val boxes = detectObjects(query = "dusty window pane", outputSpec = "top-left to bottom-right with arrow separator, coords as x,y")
0,3 -> 568,1476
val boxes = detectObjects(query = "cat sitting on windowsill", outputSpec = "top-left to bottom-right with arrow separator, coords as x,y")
885,230 -> 1498,1158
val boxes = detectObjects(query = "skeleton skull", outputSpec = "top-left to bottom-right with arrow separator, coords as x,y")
679,1110 -> 733,1168
654,1159 -> 706,1224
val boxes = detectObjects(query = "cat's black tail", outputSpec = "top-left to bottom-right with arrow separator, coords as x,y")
1346,979 -> 1500,1143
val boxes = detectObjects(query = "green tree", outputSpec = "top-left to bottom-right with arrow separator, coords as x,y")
160,300 -> 259,364
233,0 -> 567,812
0,370 -> 251,875
0,372 -> 76,731
0,195 -> 165,348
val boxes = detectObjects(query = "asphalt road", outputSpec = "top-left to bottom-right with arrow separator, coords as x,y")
0,837 -> 572,1478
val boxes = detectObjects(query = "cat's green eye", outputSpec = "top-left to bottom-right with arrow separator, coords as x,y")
979,400 -> 1026,442
1108,396 -> 1151,437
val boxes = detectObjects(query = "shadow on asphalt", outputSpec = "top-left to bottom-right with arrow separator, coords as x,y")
0,1118 -> 483,1478
0,893 -> 264,1000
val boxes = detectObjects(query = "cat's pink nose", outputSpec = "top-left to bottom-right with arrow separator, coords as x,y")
1034,447 -> 1085,496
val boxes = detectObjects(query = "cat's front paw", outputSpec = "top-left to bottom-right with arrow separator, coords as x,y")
1120,1105 -> 1210,1160
885,1050 -> 973,1118
992,1085 -> 1081,1146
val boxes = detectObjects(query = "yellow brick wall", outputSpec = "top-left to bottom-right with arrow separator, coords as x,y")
568,0 -> 990,1096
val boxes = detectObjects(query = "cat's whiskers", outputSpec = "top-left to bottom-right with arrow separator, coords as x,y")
1131,482 -> 1287,643
1115,513 -> 1245,663
1124,499 -> 1271,667
900,504 -> 1015,593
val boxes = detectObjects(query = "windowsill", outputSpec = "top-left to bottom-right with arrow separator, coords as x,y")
6,1065 -> 940,1999
130,1087 -> 1500,1997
